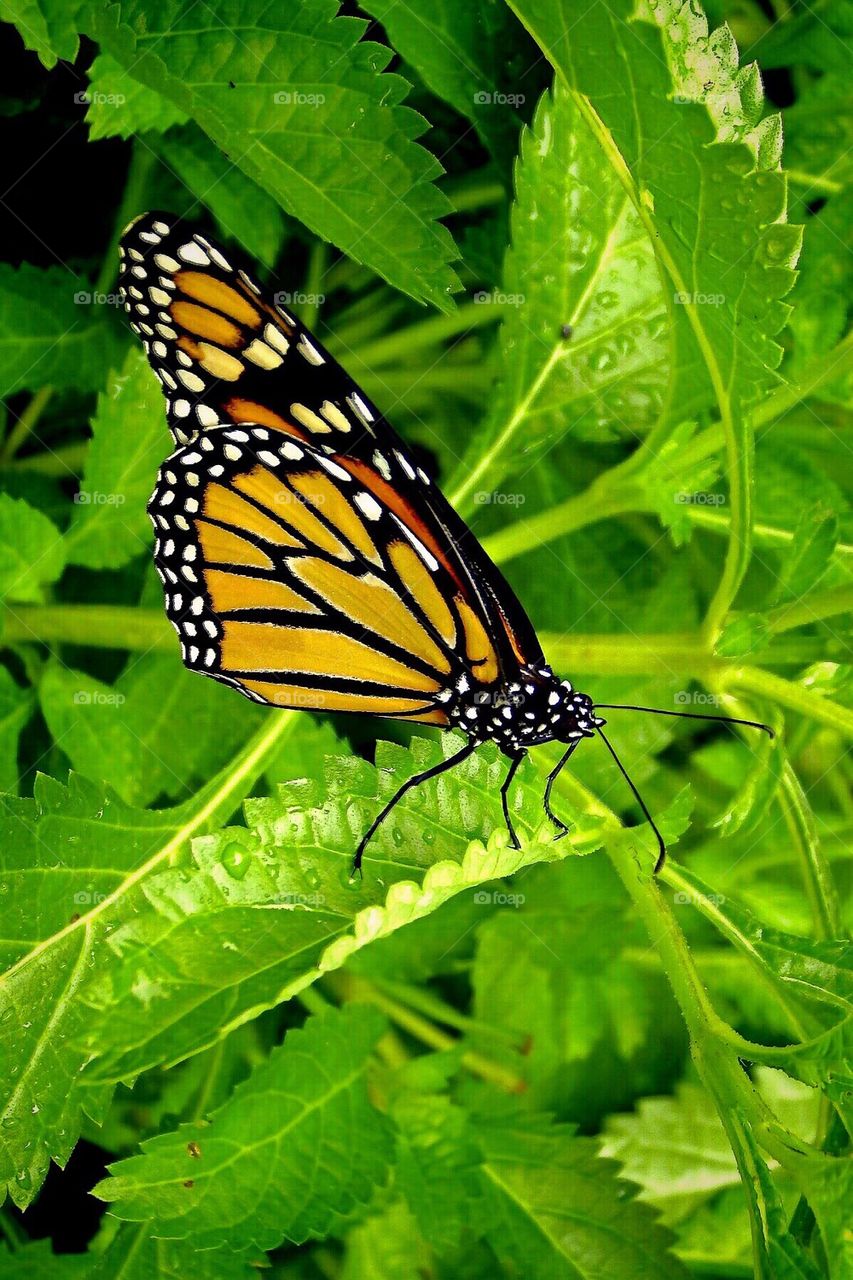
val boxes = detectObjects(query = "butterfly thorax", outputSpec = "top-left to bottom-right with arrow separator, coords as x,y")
446,665 -> 603,755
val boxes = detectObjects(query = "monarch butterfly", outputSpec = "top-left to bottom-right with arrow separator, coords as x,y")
119,213 -> 771,873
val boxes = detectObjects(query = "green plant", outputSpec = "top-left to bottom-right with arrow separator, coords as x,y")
0,1 -> 850,1276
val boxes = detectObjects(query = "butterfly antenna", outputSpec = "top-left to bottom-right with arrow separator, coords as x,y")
595,704 -> 774,737
596,728 -> 667,873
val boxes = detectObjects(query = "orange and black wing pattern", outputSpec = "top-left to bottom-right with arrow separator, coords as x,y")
121,212 -> 545,717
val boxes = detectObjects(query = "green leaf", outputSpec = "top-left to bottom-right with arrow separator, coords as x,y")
361,0 -> 528,166
0,0 -> 84,67
601,1079 -> 741,1223
0,1240 -> 90,1277
341,1200 -> 433,1280
478,1114 -> 689,1280
391,1085 -> 482,1254
85,52 -> 189,139
0,713 -> 295,1208
75,737 -> 598,1085
0,263 -> 123,398
0,668 -> 33,793
0,494 -> 65,604
771,507 -> 839,607
38,654 -> 259,806
88,0 -> 460,309
505,0 -> 802,633
95,1005 -> 392,1250
64,348 -> 166,570
153,124 -> 287,269
452,78 -> 667,509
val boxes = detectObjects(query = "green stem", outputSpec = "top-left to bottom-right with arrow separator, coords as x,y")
542,631 -> 719,677
1,386 -> 53,462
728,665 -> 853,737
778,761 -> 841,940
765,583 -> 853,634
355,302 -> 495,368
95,142 -> 159,297
336,975 -> 526,1094
441,175 -> 505,212
297,241 -> 328,331
374,978 -> 522,1045
2,604 -> 172,652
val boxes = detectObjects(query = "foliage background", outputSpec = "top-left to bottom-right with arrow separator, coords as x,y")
0,0 -> 850,1276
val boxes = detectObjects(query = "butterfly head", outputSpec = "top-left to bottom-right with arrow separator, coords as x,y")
452,666 -> 604,754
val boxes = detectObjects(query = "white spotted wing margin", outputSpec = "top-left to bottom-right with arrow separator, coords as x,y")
148,422 -> 473,720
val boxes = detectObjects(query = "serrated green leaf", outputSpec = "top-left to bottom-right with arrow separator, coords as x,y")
0,712 -> 297,1208
478,1114 -> 689,1280
75,736 -> 600,1085
453,78 -> 667,508
0,0 -> 84,67
63,348 -> 165,569
0,494 -> 65,604
88,0 -> 460,309
772,507 -> 839,606
341,1200 -> 433,1280
85,52 -> 188,139
391,1086 -> 482,1254
0,264 -> 123,398
153,124 -> 287,268
362,0 -> 528,166
95,1005 -> 392,1250
0,1240 -> 89,1278
38,654 -> 258,806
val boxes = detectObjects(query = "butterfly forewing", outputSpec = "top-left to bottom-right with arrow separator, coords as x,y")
122,212 -> 544,716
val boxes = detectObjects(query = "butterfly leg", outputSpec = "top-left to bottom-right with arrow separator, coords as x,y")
543,741 -> 579,841
501,751 -> 527,850
352,739 -> 478,877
